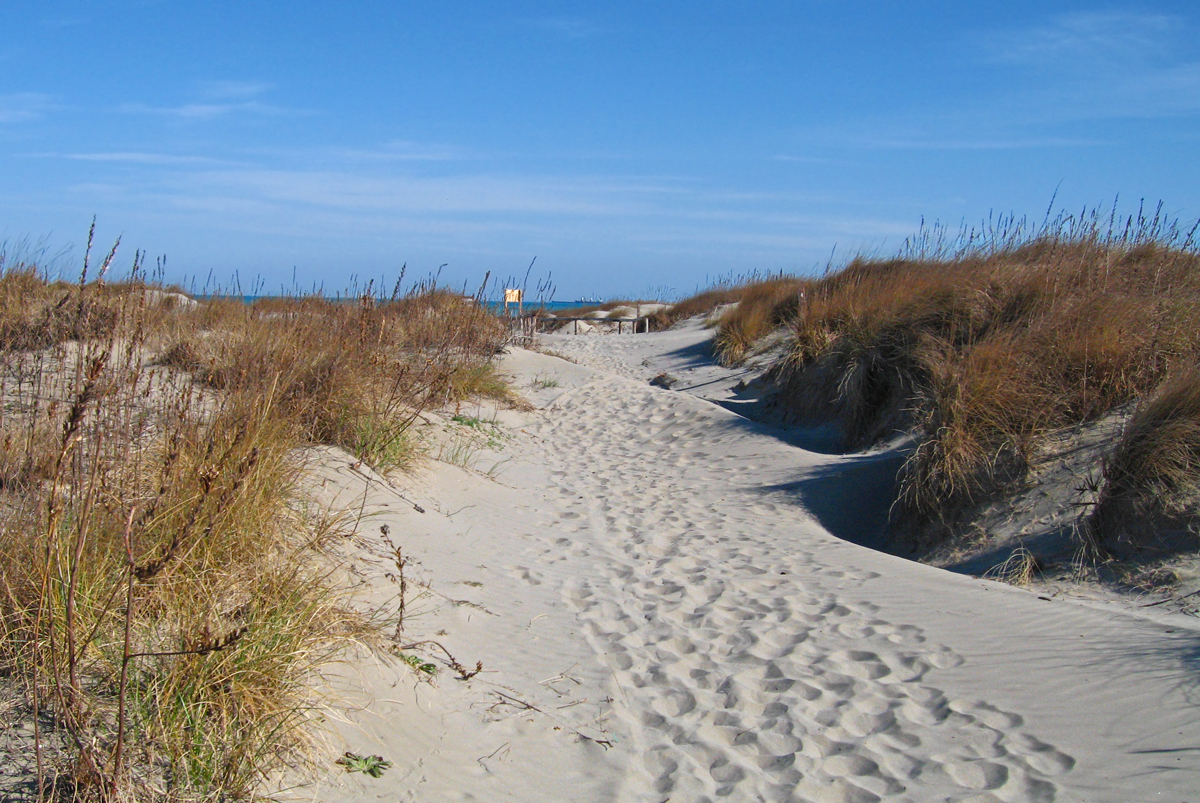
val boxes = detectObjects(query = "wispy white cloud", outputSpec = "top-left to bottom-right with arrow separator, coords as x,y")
690,188 -> 841,206
987,11 -> 1179,69
330,140 -> 469,162
174,168 -> 683,217
522,16 -> 609,39
196,80 -> 273,100
773,155 -> 834,164
33,142 -> 918,283
54,157 -> 867,257
794,12 -> 1200,153
65,182 -> 132,196
118,100 -> 305,121
1098,62 -> 1200,118
117,81 -> 305,121
629,216 -> 912,250
974,11 -> 1200,122
51,152 -> 227,166
0,93 -> 55,124
852,134 -> 1106,150
789,112 -> 1109,152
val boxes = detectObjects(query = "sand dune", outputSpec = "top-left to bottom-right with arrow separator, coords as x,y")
295,325 -> 1200,802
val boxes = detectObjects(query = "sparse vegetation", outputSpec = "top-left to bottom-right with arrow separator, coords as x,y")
550,299 -> 656,319
439,414 -> 509,470
984,545 -> 1043,586
0,231 -> 511,801
646,287 -> 745,331
335,752 -> 393,778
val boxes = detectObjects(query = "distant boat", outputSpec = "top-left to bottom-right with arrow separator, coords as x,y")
576,296 -> 601,303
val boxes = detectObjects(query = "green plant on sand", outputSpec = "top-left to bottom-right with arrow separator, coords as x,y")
335,752 -> 393,778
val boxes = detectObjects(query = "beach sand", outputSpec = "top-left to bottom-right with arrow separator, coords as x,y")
293,321 -> 1200,802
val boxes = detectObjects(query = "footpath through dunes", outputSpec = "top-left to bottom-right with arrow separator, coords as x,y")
534,379 -> 1078,803
304,327 -> 1200,803
529,327 -> 1200,802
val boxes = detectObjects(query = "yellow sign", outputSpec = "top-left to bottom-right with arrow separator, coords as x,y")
504,289 -> 522,303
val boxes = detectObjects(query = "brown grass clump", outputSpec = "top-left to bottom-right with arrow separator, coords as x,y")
1088,367 -> 1200,557
155,287 -> 507,474
646,273 -> 789,331
672,205 -> 1200,545
710,278 -> 804,365
646,290 -> 734,329
0,238 -> 511,800
0,266 -> 120,351
789,212 -> 1200,524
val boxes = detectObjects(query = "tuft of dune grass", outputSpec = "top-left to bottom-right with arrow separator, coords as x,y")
155,288 -> 508,475
710,278 -> 804,365
0,245 -> 513,800
1089,367 -> 1200,557
646,271 -> 795,332
670,205 -> 1200,545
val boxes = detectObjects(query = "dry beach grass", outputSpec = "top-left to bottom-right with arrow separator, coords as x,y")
668,205 -> 1200,565
0,233 -> 509,801
8,203 -> 1200,800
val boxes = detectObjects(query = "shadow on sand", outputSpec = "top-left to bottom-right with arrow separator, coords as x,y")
756,446 -> 910,552
657,335 -> 718,369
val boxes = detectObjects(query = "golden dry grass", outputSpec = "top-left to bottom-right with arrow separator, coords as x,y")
1089,366 -> 1200,556
670,205 -> 1200,551
0,239 -> 511,800
710,278 -> 804,365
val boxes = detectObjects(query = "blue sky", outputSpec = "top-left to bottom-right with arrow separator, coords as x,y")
2,2 -> 1199,299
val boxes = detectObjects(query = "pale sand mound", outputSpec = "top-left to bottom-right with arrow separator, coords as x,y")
291,335 -> 1200,802
142,289 -> 198,309
557,318 -> 597,334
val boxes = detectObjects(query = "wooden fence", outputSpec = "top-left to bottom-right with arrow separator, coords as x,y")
506,316 -> 650,347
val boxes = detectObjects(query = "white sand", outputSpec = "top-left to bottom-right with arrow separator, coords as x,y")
293,322 -> 1200,803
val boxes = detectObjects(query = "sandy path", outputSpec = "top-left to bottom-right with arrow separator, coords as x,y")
297,328 -> 1200,803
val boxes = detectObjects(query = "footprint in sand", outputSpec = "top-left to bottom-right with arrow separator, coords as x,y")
525,369 -> 1077,802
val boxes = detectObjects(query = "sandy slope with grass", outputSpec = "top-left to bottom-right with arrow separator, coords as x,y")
296,324 -> 1200,803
